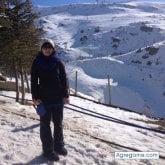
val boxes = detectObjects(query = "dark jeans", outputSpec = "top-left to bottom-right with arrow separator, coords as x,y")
40,104 -> 64,154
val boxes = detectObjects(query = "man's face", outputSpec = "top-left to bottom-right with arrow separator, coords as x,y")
41,43 -> 54,56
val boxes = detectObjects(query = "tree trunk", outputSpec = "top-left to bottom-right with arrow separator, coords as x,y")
24,68 -> 30,93
14,62 -> 19,102
20,64 -> 25,105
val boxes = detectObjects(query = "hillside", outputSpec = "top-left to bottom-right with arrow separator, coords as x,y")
35,1 -> 165,118
0,93 -> 165,164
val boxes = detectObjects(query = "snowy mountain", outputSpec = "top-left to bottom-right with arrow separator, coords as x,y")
36,1 -> 165,118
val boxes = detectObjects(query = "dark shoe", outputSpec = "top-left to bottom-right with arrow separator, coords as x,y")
43,152 -> 59,161
54,146 -> 68,156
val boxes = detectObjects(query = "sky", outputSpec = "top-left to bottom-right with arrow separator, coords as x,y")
32,0 -> 97,6
32,0 -> 165,6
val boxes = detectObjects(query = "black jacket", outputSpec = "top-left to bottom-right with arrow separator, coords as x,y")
31,52 -> 69,105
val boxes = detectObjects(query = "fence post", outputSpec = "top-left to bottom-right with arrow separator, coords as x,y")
108,75 -> 111,105
75,71 -> 78,96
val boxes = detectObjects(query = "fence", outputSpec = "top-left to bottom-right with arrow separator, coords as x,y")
0,78 -> 138,116
73,70 -> 112,105
0,81 -> 28,92
0,81 -> 18,91
0,73 -> 163,120
70,71 -> 164,120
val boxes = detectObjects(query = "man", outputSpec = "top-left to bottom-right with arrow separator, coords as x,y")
31,39 -> 69,161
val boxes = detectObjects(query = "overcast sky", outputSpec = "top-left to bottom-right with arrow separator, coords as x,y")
32,0 -> 165,6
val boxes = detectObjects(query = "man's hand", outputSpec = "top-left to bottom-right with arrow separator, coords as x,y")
32,99 -> 42,106
63,97 -> 70,104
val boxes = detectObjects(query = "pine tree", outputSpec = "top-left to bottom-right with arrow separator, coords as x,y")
0,0 -> 44,103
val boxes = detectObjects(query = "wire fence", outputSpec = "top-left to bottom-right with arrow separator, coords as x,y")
0,79 -> 141,115
0,93 -> 165,135
0,78 -> 164,120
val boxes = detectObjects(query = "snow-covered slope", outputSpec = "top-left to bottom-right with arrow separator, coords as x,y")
36,1 -> 165,118
0,93 -> 164,164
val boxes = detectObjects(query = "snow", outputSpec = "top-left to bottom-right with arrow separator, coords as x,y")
0,91 -> 165,164
35,1 -> 165,118
0,1 -> 165,164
